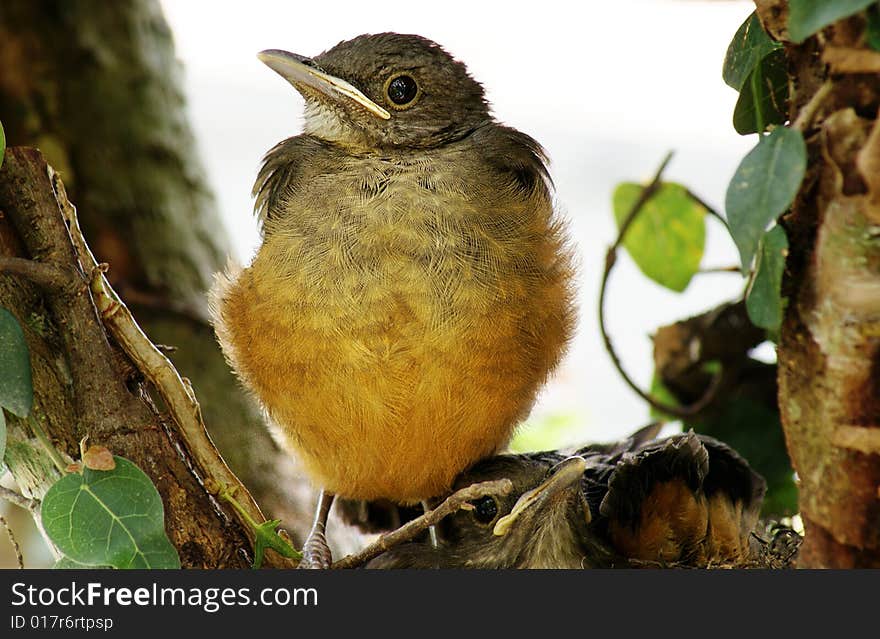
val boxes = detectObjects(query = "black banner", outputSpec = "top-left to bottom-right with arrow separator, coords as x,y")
0,569 -> 872,634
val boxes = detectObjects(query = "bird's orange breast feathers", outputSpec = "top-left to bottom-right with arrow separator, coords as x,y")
212,132 -> 575,503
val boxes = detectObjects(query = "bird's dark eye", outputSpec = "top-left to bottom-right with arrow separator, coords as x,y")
470,496 -> 498,525
386,74 -> 419,107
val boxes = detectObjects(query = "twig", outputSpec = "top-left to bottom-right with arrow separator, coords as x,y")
698,265 -> 742,275
49,170 -> 287,565
0,514 -> 24,569
0,486 -> 38,512
332,479 -> 513,569
598,152 -> 723,419
685,189 -> 729,232
0,256 -> 72,291
793,80 -> 833,132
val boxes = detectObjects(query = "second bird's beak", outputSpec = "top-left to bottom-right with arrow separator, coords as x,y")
493,456 -> 590,537
258,49 -> 391,120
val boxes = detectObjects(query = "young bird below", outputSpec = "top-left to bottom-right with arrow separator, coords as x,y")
362,428 -> 767,568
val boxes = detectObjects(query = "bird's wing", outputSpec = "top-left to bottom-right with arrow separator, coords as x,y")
594,430 -> 766,566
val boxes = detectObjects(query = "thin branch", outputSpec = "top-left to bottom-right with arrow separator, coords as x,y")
698,265 -> 743,275
0,515 -> 24,569
0,256 -> 72,291
793,80 -> 833,132
48,171 -> 290,565
332,479 -> 513,569
0,486 -> 37,512
599,151 -> 723,419
685,188 -> 729,232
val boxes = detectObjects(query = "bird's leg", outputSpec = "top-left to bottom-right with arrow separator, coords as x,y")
299,489 -> 335,569
422,500 -> 439,549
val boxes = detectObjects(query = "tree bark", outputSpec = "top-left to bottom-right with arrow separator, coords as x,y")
0,0 -> 336,550
755,0 -> 880,567
0,147 -> 259,567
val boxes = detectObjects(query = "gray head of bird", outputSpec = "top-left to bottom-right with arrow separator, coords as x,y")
258,33 -> 491,150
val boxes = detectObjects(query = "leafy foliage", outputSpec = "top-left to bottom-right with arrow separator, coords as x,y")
733,49 -> 789,135
725,126 -> 805,271
746,225 -> 788,330
723,11 -> 781,91
41,456 -> 180,569
788,0 -> 877,43
612,182 -> 706,292
0,307 -> 33,418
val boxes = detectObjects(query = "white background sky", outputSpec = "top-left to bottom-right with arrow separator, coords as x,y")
160,0 -> 760,446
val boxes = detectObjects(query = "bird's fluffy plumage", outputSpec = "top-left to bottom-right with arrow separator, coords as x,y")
212,85 -> 575,501
363,430 -> 767,568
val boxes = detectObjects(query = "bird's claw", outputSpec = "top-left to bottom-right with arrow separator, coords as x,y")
298,529 -> 332,569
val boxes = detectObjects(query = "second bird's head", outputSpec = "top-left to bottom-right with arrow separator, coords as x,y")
258,33 -> 491,150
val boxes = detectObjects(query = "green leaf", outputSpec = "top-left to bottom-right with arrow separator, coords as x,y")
0,120 -> 5,169
613,182 -> 706,292
747,226 -> 789,330
788,0 -> 877,43
723,11 -> 781,91
41,456 -> 180,569
252,519 -> 301,569
733,49 -> 789,135
0,307 -> 33,418
725,127 -> 806,271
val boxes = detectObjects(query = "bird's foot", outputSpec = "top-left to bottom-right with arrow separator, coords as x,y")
298,528 -> 332,569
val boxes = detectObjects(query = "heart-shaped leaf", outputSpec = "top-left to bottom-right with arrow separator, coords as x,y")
41,456 -> 180,569
613,182 -> 706,292
723,11 -> 781,91
725,127 -> 805,271
733,49 -> 789,135
0,307 -> 33,418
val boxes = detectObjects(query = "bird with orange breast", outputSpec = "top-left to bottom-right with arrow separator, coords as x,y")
211,33 -> 575,567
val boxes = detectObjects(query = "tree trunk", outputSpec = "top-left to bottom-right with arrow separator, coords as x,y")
0,147 -> 258,567
0,0 -> 339,551
756,0 -> 880,567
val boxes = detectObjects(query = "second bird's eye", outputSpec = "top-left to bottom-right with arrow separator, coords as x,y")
471,496 -> 499,524
386,75 -> 419,106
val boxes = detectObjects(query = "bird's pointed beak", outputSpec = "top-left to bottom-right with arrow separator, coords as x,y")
493,456 -> 589,537
257,49 -> 391,120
